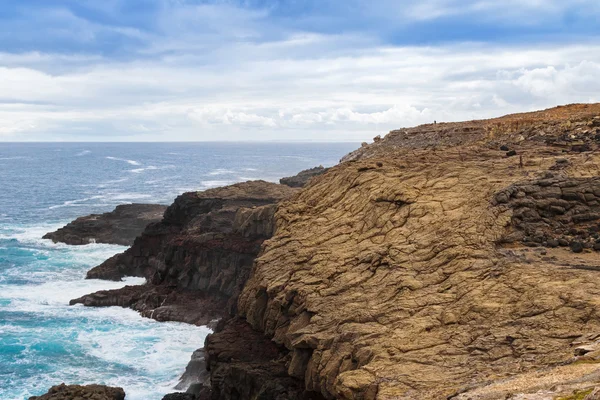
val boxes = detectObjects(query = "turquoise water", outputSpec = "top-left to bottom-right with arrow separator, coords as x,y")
0,142 -> 357,400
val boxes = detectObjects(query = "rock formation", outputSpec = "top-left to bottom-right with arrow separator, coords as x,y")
280,166 -> 329,188
43,203 -> 167,246
72,180 -> 297,325
29,384 -> 125,400
65,104 -> 600,399
233,104 -> 600,399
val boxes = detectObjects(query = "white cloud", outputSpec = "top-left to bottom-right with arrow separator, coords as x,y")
0,0 -> 600,142
1,42 -> 600,141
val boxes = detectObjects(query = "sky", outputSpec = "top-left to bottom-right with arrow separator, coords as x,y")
0,0 -> 599,142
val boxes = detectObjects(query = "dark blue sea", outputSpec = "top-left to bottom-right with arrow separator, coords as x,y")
0,142 -> 357,400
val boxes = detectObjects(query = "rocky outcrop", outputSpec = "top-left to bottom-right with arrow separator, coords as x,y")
232,104 -> 600,399
73,181 -> 297,323
43,203 -> 167,246
203,318 -> 324,400
280,166 -> 329,188
494,176 -> 600,252
29,384 -> 125,400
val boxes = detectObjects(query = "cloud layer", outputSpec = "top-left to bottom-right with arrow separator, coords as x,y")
0,0 -> 599,141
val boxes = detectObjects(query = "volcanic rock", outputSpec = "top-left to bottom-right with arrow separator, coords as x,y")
29,384 -> 125,400
74,181 -> 297,320
280,166 -> 329,188
43,203 -> 167,246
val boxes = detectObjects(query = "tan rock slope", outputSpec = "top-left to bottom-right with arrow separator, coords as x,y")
234,104 -> 600,399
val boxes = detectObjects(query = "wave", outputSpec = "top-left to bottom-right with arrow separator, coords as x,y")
48,196 -> 106,210
106,157 -> 141,166
104,193 -> 154,201
75,150 -> 91,156
207,169 -> 235,176
145,176 -> 180,184
200,180 -> 236,188
0,156 -> 28,160
129,165 -> 175,174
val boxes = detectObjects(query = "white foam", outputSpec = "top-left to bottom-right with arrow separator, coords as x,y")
145,176 -> 180,184
1,277 -> 145,310
207,169 -> 235,176
104,192 -> 153,201
129,165 -> 174,174
48,195 -> 106,210
75,150 -> 91,156
0,156 -> 28,160
106,157 -> 141,166
201,180 -> 235,188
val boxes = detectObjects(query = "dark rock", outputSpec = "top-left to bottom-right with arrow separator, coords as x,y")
547,239 -> 559,248
43,204 -> 167,246
280,166 -> 329,188
203,318 -> 324,400
175,349 -> 209,391
558,238 -> 570,247
29,383 -> 125,400
162,394 -> 197,400
70,284 -> 226,326
571,144 -> 591,153
500,145 -> 510,151
570,241 -> 584,253
74,181 -> 297,322
506,150 -> 518,157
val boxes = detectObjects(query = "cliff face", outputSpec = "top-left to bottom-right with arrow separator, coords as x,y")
231,104 -> 600,399
73,181 -> 297,325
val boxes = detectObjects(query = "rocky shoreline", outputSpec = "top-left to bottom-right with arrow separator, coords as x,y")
37,104 -> 600,400
43,203 -> 167,246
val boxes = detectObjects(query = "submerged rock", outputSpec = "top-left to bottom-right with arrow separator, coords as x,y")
43,203 -> 167,246
29,384 -> 125,400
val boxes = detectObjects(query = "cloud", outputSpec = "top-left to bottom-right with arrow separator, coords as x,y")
0,1 -> 599,141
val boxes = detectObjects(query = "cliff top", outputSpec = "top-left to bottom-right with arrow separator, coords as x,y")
343,103 -> 600,161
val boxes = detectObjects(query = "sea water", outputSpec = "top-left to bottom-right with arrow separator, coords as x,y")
0,142 -> 357,400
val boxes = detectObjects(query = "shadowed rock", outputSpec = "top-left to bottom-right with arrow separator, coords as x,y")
29,384 -> 125,400
43,203 -> 167,246
280,166 -> 328,188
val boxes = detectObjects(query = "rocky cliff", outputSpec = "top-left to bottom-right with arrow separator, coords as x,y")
233,103 -> 600,399
66,104 -> 600,400
43,203 -> 167,246
72,180 -> 297,326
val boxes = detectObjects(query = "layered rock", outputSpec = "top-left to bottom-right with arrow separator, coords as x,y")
43,203 -> 167,246
29,384 -> 125,400
280,166 -> 329,188
73,180 -> 297,324
232,104 -> 600,399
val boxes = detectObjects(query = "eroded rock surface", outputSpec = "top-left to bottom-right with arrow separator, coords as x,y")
74,181 -> 297,323
233,104 -> 600,399
43,203 -> 167,246
29,384 -> 125,400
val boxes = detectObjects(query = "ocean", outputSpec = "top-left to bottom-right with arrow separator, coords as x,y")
0,142 -> 357,400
